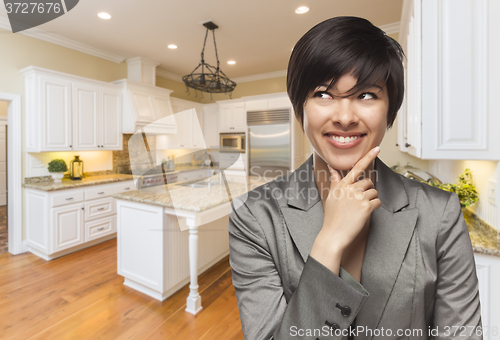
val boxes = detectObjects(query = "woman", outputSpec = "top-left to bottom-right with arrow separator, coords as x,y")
228,17 -> 482,340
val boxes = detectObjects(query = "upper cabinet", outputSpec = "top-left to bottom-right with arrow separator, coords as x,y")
21,66 -> 123,152
113,80 -> 176,135
72,82 -> 122,150
218,102 -> 246,133
156,98 -> 206,150
399,0 -> 500,160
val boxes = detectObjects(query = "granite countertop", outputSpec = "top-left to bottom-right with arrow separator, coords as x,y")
23,174 -> 134,191
462,207 -> 500,257
113,175 -> 268,212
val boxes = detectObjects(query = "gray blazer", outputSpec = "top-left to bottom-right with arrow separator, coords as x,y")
228,155 -> 482,340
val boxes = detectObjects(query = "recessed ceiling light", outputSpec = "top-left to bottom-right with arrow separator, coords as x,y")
168,44 -> 178,49
295,6 -> 309,14
227,60 -> 236,65
97,12 -> 112,20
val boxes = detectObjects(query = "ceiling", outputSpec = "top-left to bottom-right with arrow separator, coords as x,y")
0,0 -> 403,80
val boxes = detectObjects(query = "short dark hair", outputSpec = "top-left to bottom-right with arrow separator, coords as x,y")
287,16 -> 405,131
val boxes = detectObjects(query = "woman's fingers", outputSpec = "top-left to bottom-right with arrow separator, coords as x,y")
345,146 -> 380,185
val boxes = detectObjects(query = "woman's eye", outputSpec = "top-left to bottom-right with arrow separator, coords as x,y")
313,91 -> 332,99
359,92 -> 378,100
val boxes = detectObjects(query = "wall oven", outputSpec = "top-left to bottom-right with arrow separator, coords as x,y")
220,133 -> 245,153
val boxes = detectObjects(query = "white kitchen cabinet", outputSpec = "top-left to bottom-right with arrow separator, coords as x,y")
474,253 -> 500,339
203,103 -> 220,148
21,66 -> 123,152
72,82 -> 122,151
218,102 -> 246,133
245,97 -> 291,112
38,75 -> 73,151
101,89 -> 122,149
51,202 -> 85,253
26,180 -> 134,260
159,98 -> 206,149
72,82 -> 99,150
399,0 -> 500,160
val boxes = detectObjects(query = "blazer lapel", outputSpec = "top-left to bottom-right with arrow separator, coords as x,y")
356,157 -> 419,339
281,155 -> 323,263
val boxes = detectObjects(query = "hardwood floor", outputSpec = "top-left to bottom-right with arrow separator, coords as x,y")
0,238 -> 244,339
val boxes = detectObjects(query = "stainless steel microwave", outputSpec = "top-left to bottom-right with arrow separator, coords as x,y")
220,133 -> 245,153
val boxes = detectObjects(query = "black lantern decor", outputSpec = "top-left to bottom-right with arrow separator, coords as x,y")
182,21 -> 236,99
70,155 -> 84,180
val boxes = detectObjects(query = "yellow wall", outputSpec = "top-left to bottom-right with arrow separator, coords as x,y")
0,101 -> 7,117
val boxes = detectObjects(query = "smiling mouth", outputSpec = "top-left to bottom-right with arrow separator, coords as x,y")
325,133 -> 367,143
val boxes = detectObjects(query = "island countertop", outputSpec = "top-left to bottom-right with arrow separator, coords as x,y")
23,174 -> 134,191
112,175 -> 269,212
112,175 -> 500,257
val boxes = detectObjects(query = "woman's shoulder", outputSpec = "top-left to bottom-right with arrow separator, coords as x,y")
396,171 -> 458,214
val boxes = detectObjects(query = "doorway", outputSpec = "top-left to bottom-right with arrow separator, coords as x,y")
0,101 -> 7,254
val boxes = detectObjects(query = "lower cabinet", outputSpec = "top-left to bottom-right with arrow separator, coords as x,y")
52,202 -> 85,253
26,180 -> 134,260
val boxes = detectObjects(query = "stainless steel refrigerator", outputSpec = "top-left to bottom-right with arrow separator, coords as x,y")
247,109 -> 290,177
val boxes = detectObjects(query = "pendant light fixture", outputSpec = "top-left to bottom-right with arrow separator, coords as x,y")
182,21 -> 236,98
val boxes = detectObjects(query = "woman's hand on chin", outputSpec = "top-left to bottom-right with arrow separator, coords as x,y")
310,146 -> 381,274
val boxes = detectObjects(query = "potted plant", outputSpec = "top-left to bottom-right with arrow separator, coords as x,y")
48,159 -> 68,182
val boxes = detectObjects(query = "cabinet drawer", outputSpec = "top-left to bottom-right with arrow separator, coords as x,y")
85,215 -> 115,242
114,181 -> 134,194
84,197 -> 114,221
85,186 -> 114,201
52,191 -> 84,207
219,152 -> 240,161
177,173 -> 190,182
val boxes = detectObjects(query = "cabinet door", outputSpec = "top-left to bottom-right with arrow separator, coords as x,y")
72,82 -> 100,150
166,106 -> 182,148
219,105 -> 232,132
101,89 -> 122,150
232,104 -> 247,132
192,110 -> 206,149
203,105 -> 219,148
51,202 -> 84,253
178,110 -> 193,148
40,75 -> 72,151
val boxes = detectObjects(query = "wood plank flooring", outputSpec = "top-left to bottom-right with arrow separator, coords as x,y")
0,238 -> 244,339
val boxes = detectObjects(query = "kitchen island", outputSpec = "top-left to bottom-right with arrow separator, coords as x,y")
113,174 -> 269,314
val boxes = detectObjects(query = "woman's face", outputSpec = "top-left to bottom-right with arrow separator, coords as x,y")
303,73 -> 389,171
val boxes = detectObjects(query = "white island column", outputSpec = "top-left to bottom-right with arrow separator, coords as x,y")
186,227 -> 202,314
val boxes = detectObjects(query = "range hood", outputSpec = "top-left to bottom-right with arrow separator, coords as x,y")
113,57 -> 177,135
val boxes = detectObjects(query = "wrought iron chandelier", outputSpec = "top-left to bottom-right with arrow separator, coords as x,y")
182,21 -> 236,98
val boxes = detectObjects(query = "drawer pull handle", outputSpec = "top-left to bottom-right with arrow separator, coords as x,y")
97,207 -> 105,211
97,227 -> 104,231
66,197 -> 73,200
98,192 -> 104,195
124,187 -> 130,190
